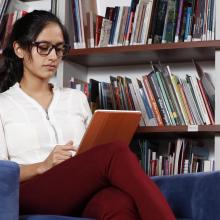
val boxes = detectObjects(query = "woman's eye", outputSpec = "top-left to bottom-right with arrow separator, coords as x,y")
38,43 -> 50,50
39,46 -> 49,50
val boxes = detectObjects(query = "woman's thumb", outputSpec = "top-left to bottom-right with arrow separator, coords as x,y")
65,140 -> 73,145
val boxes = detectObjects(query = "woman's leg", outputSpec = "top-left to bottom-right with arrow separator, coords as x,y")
82,187 -> 140,220
20,142 -> 175,220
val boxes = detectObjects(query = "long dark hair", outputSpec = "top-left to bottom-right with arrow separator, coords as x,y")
0,10 -> 69,92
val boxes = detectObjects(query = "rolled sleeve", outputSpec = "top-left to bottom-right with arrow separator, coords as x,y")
0,114 -> 9,160
80,92 -> 92,128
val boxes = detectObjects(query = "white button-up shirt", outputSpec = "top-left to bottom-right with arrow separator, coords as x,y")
0,83 -> 92,164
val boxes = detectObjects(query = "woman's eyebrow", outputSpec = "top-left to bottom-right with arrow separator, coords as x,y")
55,42 -> 66,46
35,40 -> 65,45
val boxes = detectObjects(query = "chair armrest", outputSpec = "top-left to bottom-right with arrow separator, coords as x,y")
0,160 -> 20,220
152,171 -> 220,220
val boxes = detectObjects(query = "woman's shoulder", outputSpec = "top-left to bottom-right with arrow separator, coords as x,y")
0,83 -> 20,102
0,90 -> 13,114
0,89 -> 11,102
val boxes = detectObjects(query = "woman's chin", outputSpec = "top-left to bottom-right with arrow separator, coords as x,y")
41,70 -> 57,79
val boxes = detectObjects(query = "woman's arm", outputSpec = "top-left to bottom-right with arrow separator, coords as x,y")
0,115 -> 9,160
19,162 -> 47,182
19,141 -> 76,182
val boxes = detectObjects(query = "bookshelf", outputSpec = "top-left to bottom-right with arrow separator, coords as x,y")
136,125 -> 220,138
54,0 -> 220,172
52,0 -> 220,171
66,41 -> 220,66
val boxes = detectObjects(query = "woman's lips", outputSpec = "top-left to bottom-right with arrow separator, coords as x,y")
44,64 -> 57,70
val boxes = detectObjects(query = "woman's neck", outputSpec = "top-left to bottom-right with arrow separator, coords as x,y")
19,79 -> 54,110
19,79 -> 52,96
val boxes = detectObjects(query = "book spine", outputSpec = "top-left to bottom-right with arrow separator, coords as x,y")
184,7 -> 193,42
162,0 -> 177,43
78,0 -> 86,48
113,7 -> 123,45
155,69 -> 176,125
170,74 -> 189,124
185,75 -> 204,124
153,0 -> 169,44
109,6 -> 119,45
138,78 -> 158,126
110,76 -> 122,110
190,75 -> 210,125
98,18 -> 112,47
163,66 -> 185,125
118,7 -> 129,45
131,77 -> 152,126
178,80 -> 194,125
174,0 -> 184,42
143,75 -> 164,126
95,15 -> 103,47
197,78 -> 214,124
148,72 -> 171,125
127,80 -> 146,126
184,79 -> 203,125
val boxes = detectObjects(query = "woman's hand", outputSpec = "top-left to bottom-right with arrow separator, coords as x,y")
19,141 -> 77,182
39,141 -> 77,174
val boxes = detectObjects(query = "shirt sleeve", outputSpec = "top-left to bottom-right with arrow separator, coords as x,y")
0,114 -> 9,160
81,92 -> 92,128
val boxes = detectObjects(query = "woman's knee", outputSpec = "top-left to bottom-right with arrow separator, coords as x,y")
103,141 -> 131,154
82,187 -> 139,220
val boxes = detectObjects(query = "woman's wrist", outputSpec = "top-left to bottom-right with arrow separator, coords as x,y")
37,161 -> 50,174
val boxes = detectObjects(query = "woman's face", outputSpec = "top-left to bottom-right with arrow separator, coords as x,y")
17,22 -> 66,82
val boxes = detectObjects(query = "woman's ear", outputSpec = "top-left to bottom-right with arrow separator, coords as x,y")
13,41 -> 24,58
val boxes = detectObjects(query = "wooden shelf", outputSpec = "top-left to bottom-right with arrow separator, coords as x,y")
65,40 -> 220,67
135,125 -> 220,138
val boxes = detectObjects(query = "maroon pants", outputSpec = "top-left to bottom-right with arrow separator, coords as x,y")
20,142 -> 176,220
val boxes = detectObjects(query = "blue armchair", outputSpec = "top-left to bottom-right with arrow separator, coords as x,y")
1,160 -> 220,220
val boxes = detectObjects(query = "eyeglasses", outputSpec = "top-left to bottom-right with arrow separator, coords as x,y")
32,41 -> 71,58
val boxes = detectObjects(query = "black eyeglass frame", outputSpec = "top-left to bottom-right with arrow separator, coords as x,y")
32,41 -> 71,58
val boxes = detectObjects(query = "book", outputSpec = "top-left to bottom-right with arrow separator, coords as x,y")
153,0 -> 169,43
77,110 -> 141,155
137,78 -> 157,126
89,78 -> 100,113
142,74 -> 164,126
174,0 -> 184,42
193,60 -> 215,111
148,70 -> 171,125
98,18 -> 112,47
162,0 -> 178,43
161,65 -> 185,125
95,15 -> 103,47
153,65 -> 178,125
125,77 -> 146,126
110,76 -> 122,110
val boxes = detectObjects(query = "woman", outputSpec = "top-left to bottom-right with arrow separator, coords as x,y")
0,10 -> 175,220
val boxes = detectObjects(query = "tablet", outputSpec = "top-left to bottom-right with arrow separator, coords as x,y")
76,110 -> 142,155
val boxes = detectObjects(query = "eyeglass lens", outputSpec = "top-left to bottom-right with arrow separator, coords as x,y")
34,42 -> 70,57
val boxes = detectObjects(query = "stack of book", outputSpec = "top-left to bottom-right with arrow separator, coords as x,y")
70,61 -> 214,127
135,138 -> 214,176
70,0 -> 216,48
0,0 -> 52,51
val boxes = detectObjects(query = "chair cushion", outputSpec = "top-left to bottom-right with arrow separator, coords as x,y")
20,215 -> 94,220
0,160 -> 19,220
177,219 -> 191,220
152,171 -> 220,220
